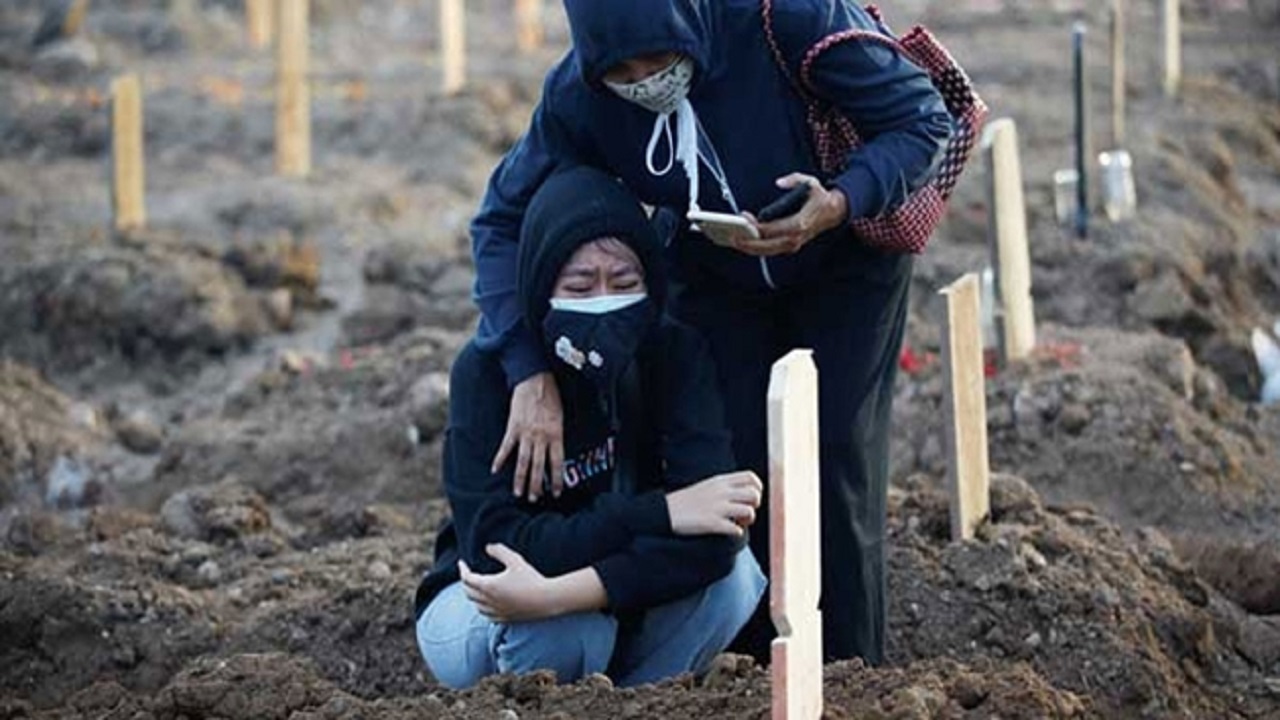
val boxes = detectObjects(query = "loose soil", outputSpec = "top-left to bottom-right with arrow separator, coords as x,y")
2,0 -> 1279,718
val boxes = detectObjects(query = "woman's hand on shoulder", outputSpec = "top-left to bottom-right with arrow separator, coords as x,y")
666,470 -> 763,537
734,173 -> 849,257
493,372 -> 565,503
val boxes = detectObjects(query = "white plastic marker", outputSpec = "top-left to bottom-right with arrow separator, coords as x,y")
768,350 -> 823,720
1251,326 -> 1280,405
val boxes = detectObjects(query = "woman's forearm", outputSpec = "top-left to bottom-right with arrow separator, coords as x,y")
545,567 -> 609,616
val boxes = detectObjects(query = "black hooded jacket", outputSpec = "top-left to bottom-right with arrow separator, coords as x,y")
415,167 -> 741,618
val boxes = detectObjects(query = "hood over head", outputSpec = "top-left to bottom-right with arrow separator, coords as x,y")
517,165 -> 666,333
562,0 -> 711,87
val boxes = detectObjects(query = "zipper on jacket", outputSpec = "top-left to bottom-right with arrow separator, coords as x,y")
759,257 -> 777,290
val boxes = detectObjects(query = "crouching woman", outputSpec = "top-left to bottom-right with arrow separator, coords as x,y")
413,166 -> 766,689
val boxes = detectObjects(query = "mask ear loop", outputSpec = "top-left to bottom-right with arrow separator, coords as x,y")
645,115 -> 675,177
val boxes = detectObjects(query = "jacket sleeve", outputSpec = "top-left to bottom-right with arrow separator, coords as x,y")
590,324 -> 746,612
470,71 -> 598,388
445,344 -> 672,579
774,1 -> 954,220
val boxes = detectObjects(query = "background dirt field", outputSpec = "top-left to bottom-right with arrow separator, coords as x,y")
2,1 -> 1279,717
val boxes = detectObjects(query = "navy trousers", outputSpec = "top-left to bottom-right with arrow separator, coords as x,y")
667,241 -> 913,665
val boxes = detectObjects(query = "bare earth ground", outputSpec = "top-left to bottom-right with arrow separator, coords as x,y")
2,0 -> 1280,718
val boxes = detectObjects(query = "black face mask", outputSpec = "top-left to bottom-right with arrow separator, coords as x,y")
542,294 -> 655,391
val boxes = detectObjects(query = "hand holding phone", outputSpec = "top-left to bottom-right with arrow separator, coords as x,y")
756,185 -> 812,222
688,210 -> 759,247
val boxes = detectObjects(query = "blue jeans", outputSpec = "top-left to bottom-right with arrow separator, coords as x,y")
417,548 -> 766,689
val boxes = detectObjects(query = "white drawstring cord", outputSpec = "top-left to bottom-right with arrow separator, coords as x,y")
642,99 -> 738,216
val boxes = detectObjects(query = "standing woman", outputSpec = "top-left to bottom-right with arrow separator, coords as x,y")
470,0 -> 953,664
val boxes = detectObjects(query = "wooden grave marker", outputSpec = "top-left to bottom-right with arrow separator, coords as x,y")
246,0 -> 274,49
940,274 -> 991,541
276,0 -> 311,177
441,0 -> 466,95
769,350 -> 823,720
984,118 -> 1036,363
110,74 -> 146,232
516,0 -> 544,53
1111,0 -> 1126,146
1163,0 -> 1182,98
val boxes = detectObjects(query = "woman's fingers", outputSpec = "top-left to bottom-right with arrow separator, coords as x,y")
528,437 -> 548,503
732,236 -> 802,257
549,440 -> 565,499
495,428 -> 518,481
485,543 -> 524,569
515,436 -> 534,501
727,503 -> 756,526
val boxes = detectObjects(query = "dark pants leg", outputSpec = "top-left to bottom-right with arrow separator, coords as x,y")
668,247 -> 913,666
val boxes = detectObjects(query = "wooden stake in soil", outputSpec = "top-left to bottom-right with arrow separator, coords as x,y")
110,73 -> 146,232
983,119 -> 1036,363
1163,0 -> 1181,98
1110,0 -> 1126,146
516,0 -> 543,53
246,0 -> 274,49
275,0 -> 310,177
768,350 -> 823,720
940,274 -> 991,542
441,0 -> 466,95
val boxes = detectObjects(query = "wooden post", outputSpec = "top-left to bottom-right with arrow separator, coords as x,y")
110,74 -> 146,232
516,0 -> 543,53
1072,22 -> 1090,239
246,0 -> 274,49
275,0 -> 310,177
1110,0 -> 1126,146
984,119 -> 1036,363
940,275 -> 991,542
768,350 -> 823,720
441,0 -> 466,96
1163,0 -> 1181,98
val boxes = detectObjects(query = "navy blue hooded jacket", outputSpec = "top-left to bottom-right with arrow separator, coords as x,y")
471,0 -> 954,386
416,167 -> 742,619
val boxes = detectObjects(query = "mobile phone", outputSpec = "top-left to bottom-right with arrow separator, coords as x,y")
688,210 -> 759,247
757,185 -> 812,222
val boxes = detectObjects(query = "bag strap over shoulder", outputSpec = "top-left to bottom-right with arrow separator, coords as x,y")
762,1 -> 905,99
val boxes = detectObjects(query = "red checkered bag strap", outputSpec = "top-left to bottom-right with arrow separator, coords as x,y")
761,0 -> 852,175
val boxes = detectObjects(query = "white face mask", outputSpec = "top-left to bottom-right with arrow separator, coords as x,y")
604,56 -> 695,116
549,293 -> 647,315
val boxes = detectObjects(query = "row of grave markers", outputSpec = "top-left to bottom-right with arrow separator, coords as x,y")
1062,0 -> 1180,237
100,3 -> 1178,716
108,0 -> 547,230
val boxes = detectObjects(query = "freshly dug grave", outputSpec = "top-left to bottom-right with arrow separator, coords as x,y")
891,325 -> 1280,543
140,326 -> 464,536
3,470 -> 1278,718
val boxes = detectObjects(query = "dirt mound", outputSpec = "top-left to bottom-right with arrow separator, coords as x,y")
343,241 -> 477,346
0,235 -> 275,376
0,361 -> 105,508
892,325 -> 1280,542
7,473 -> 1279,717
887,474 -> 1280,718
142,328 -> 463,534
